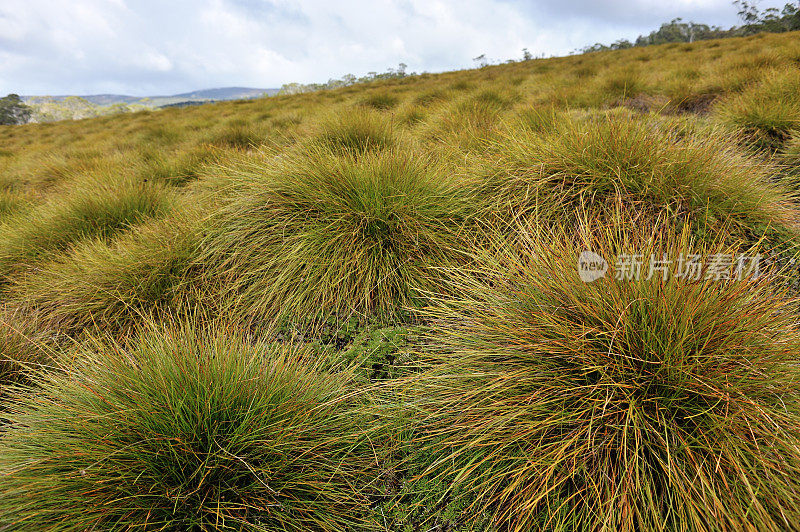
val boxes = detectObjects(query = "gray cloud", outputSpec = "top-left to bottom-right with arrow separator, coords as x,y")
0,0 -> 790,95
504,0 -> 739,26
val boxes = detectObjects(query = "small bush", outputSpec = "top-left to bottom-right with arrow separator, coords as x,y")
406,221 -> 800,530
0,323 -> 379,530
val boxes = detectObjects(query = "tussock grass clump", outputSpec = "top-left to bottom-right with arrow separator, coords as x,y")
136,144 -> 219,186
0,189 -> 29,220
422,98 -> 503,152
210,124 -> 269,150
0,175 -> 175,283
0,323 -> 379,530
413,89 -> 448,106
136,123 -> 182,146
480,113 -> 798,243
396,105 -> 426,127
360,92 -> 400,111
407,221 -> 800,531
7,206 -> 203,335
784,132 -> 800,177
599,67 -> 647,101
0,307 -> 50,398
271,113 -> 303,130
714,69 -> 800,150
200,147 -> 476,326
470,89 -> 516,111
311,109 -> 397,155
514,105 -> 563,134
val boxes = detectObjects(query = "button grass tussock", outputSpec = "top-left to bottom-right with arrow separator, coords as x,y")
0,173 -> 177,286
714,69 -> 800,151
7,204 -> 205,336
400,218 -> 800,531
476,112 -> 800,246
2,30 -> 800,531
0,322 -> 383,530
199,142 -> 478,328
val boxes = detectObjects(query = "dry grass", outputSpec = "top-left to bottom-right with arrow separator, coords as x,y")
402,217 -> 800,531
1,30 -> 800,530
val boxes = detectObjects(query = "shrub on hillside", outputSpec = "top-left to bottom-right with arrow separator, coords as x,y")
405,220 -> 800,530
0,324 -> 379,530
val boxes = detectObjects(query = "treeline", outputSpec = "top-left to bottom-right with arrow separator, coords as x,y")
277,2 -> 800,98
24,96 -> 146,123
0,94 -> 148,125
278,63 -> 413,95
580,1 -> 800,53
0,94 -> 32,126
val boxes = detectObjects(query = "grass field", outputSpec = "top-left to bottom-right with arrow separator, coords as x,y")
2,31 -> 800,531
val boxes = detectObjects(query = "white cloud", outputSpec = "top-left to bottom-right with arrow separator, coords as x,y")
0,0 -> 791,95
137,51 -> 173,72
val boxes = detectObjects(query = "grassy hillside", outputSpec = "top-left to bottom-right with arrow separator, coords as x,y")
22,88 -> 281,122
1,31 -> 800,530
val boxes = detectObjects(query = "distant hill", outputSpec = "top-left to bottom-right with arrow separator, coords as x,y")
78,94 -> 143,105
168,87 -> 279,100
22,87 -> 280,107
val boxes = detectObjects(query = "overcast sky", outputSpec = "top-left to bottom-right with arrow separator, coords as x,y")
0,0 -> 791,96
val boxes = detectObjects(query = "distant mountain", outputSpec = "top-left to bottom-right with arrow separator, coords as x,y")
158,100 -> 213,109
22,94 -> 140,105
167,87 -> 279,100
22,87 -> 280,107
79,94 -> 143,105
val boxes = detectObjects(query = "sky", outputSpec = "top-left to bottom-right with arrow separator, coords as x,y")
0,0 -> 792,96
